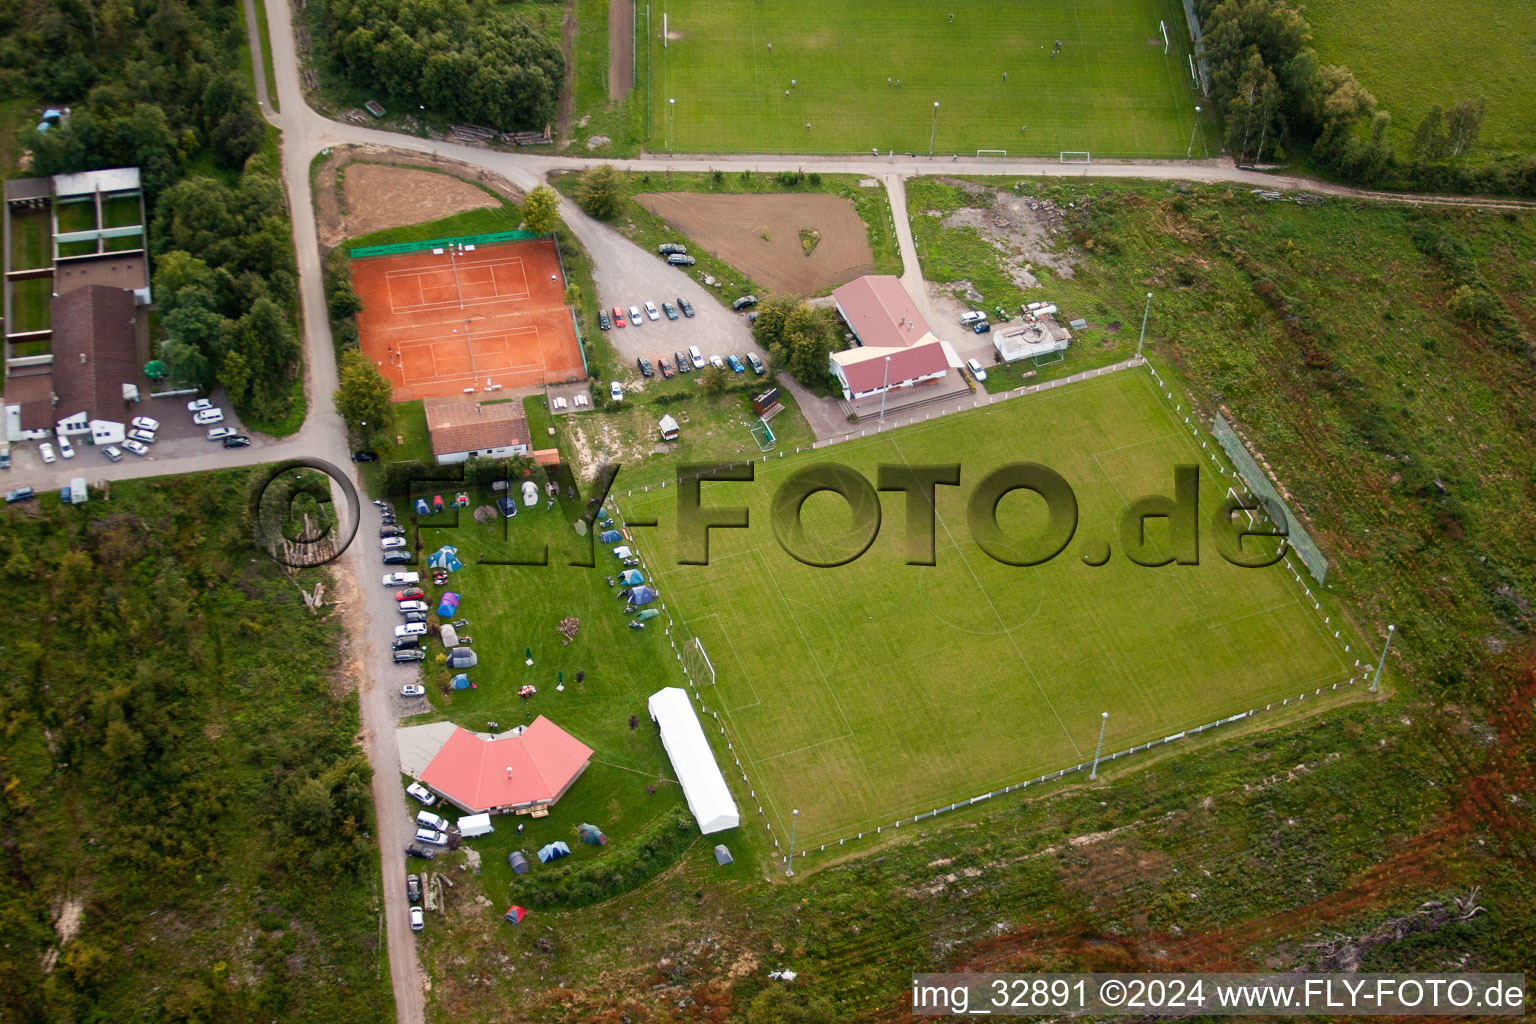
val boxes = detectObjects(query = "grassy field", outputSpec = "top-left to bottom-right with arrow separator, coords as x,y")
9,208 -> 50,269
621,368 -> 1350,845
1307,0 -> 1536,156
54,197 -> 96,234
10,275 -> 52,332
647,0 -> 1201,155
101,194 -> 142,228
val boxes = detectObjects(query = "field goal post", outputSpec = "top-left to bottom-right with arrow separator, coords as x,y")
681,636 -> 716,686
976,149 -> 1007,159
1059,151 -> 1092,164
750,417 -> 776,451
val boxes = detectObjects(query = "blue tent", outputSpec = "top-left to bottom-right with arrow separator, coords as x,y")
537,841 -> 571,863
436,595 -> 460,617
450,673 -> 473,690
627,584 -> 659,607
619,569 -> 644,586
415,498 -> 430,515
599,530 -> 621,543
428,546 -> 462,572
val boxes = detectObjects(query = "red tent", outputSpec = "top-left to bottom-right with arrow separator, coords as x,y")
503,905 -> 527,925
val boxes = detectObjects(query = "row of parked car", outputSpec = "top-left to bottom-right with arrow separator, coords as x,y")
652,243 -> 764,313
600,295 -> 694,331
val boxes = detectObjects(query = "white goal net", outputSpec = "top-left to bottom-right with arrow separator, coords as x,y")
680,635 -> 716,686
1059,151 -> 1092,164
976,149 -> 1007,159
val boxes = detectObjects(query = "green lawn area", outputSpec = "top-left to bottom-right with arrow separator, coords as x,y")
621,368 -> 1351,845
56,238 -> 98,258
1308,0 -> 1536,156
10,276 -> 52,332
9,209 -> 50,269
349,196 -> 524,249
103,231 -> 145,252
648,0 -> 1200,155
54,197 -> 96,234
101,194 -> 143,228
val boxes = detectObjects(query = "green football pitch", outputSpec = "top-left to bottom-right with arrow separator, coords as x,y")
622,370 -> 1350,844
645,0 -> 1203,156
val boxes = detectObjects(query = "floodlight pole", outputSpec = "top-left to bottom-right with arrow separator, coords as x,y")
1090,711 -> 1109,779
668,98 -> 674,156
1370,625 -> 1394,692
1136,291 -> 1152,359
1186,105 -> 1201,160
878,355 -> 892,424
786,808 -> 798,876
929,102 -> 940,157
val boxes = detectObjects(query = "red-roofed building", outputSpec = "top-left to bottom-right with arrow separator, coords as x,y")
828,275 -> 950,400
420,717 -> 593,814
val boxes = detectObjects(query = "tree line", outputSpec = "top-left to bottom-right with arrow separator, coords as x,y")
317,0 -> 563,131
1201,0 -> 1536,195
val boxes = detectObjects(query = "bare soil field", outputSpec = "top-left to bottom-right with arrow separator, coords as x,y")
634,192 -> 874,296
608,0 -> 633,101
311,146 -> 525,249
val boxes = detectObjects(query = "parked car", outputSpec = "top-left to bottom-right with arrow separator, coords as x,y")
410,906 -> 424,931
636,356 -> 654,378
102,446 -> 123,463
731,295 -> 758,310
406,874 -> 422,902
397,600 -> 428,613
38,442 -> 55,464
726,354 -> 745,373
971,320 -> 991,334
597,309 -> 611,331
628,305 -> 643,325
662,301 -> 678,320
666,253 -> 696,267
381,525 -> 406,538
4,486 -> 35,504
966,357 -> 988,383
222,435 -> 251,449
405,844 -> 435,860
959,310 -> 988,326
392,635 -> 421,650
402,683 -> 426,698
351,450 -> 378,462
674,350 -> 691,373
383,571 -> 421,587
131,416 -> 160,431
611,306 -> 626,328
658,358 -> 674,378
417,811 -> 451,831
394,648 -> 426,664
746,352 -> 766,374
187,398 -> 212,412
0,448 -> 9,470
122,439 -> 149,457
207,426 -> 235,441
688,345 -> 706,369
709,354 -> 726,370
127,428 -> 156,444
644,300 -> 660,321
396,622 -> 429,639
678,297 -> 695,318
414,828 -> 449,846
406,782 -> 436,806
383,551 -> 413,565
57,435 -> 74,459
657,243 -> 687,255
381,536 -> 408,551
609,381 -> 624,402
193,408 -> 225,426
401,610 -> 428,624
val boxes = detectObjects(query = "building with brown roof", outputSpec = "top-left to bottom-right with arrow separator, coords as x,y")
828,275 -> 951,401
419,717 -> 594,814
50,285 -> 140,443
424,396 -> 532,464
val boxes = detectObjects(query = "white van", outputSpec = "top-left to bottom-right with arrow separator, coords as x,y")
457,813 -> 494,838
965,358 -> 988,383
687,345 -> 705,369
395,622 -> 429,638
959,311 -> 988,326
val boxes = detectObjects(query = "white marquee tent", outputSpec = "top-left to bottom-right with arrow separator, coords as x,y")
647,687 -> 740,834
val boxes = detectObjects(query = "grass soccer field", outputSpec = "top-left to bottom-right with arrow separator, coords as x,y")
622,369 -> 1351,845
1306,0 -> 1536,155
645,0 -> 1203,156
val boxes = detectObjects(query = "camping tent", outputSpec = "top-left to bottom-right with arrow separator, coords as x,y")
714,844 -> 733,865
440,624 -> 460,647
658,414 -> 680,441
612,546 -> 632,559
522,480 -> 539,507
432,495 -> 444,511
648,687 -> 741,834
436,592 -> 460,618
415,498 -> 430,515
537,841 -> 571,863
447,648 -> 477,669
503,905 -> 527,925
428,546 -> 462,572
497,497 -> 517,518
508,851 -> 530,875
577,823 -> 608,845
599,530 -> 621,543
627,584 -> 659,607
450,673 -> 473,690
618,569 -> 644,586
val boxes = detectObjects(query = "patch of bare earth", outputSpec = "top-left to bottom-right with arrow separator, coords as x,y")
635,192 -> 874,296
932,177 -> 1079,284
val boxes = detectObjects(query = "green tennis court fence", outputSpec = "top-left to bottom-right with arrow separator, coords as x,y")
349,230 -> 544,259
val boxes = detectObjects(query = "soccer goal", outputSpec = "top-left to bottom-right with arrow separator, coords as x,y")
1159,19 -> 1170,53
750,417 -> 776,451
681,636 -> 717,687
976,149 -> 1007,159
1059,151 -> 1092,164
1226,486 -> 1259,527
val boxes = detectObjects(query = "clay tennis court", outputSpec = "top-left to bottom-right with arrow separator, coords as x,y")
351,239 -> 584,401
